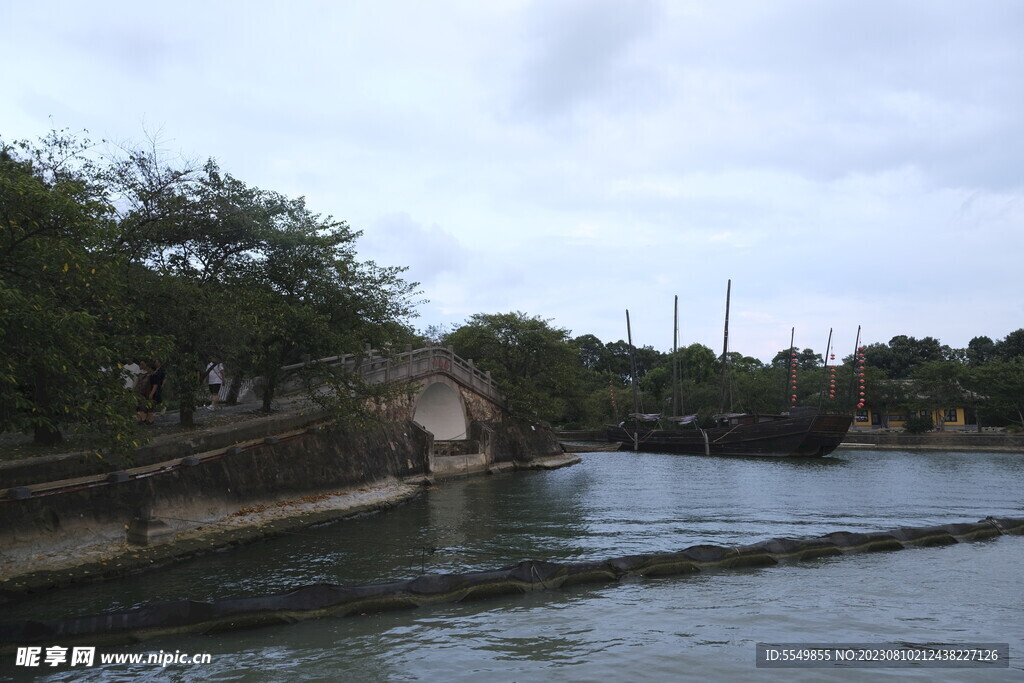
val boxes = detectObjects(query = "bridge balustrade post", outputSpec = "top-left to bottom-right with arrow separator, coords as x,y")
468,359 -> 475,388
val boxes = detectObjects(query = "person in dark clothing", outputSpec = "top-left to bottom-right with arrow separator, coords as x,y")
143,360 -> 165,425
134,360 -> 153,424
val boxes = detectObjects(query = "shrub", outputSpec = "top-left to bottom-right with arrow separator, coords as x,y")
904,413 -> 934,434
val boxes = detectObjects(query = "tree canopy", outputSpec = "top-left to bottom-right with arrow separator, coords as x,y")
1,129 -> 420,450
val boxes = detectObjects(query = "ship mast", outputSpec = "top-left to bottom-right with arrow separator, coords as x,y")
849,325 -> 862,413
784,326 -> 795,410
626,309 -> 640,451
818,328 -> 833,410
672,295 -> 680,418
718,279 -> 732,415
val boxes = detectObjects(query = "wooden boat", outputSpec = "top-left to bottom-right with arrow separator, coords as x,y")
606,407 -> 852,457
608,283 -> 853,457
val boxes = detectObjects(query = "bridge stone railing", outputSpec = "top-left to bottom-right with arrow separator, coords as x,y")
278,346 -> 505,406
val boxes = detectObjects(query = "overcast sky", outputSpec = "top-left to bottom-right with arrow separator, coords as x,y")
3,1 -> 1022,361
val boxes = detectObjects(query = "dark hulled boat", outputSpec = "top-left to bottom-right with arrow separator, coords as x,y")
608,283 -> 855,457
606,407 -> 852,457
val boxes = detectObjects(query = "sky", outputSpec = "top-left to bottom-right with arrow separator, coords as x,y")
2,0 -> 1022,362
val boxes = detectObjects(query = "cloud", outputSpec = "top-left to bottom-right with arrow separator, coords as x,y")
514,0 -> 661,117
2,0 -> 1022,362
359,213 -> 471,283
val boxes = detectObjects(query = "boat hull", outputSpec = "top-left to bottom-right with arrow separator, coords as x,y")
607,412 -> 852,458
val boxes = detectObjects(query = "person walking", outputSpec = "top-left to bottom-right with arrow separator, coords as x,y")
134,360 -> 153,424
144,360 -> 165,424
205,357 -> 226,410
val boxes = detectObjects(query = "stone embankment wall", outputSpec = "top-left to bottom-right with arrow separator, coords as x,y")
557,429 -> 1024,453
0,416 -> 564,556
0,419 -> 430,550
842,432 -> 1024,451
0,410 -> 338,490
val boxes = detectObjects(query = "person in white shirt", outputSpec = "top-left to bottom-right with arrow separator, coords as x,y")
205,357 -> 226,410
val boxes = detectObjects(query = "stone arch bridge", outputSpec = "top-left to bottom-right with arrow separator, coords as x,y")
280,346 -> 509,468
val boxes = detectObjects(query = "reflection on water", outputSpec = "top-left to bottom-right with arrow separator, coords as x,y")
6,448 -> 1024,681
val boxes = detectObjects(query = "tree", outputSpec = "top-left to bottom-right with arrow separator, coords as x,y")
233,196 -> 421,413
678,343 -> 717,384
864,372 -> 909,429
966,336 -> 996,365
771,347 -> 822,370
111,154 -> 276,426
113,146 -> 423,422
600,340 -> 634,383
1,131 -> 137,448
574,334 -> 608,371
995,329 -> 1024,361
911,361 -> 966,430
863,335 -> 945,379
967,359 -> 1024,429
444,312 -> 580,423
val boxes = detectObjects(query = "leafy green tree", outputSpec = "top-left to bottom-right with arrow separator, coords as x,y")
730,364 -> 781,414
111,154 -> 274,426
967,359 -> 1024,429
601,340 -> 663,384
863,335 -> 945,379
578,381 -> 622,427
444,312 -> 580,423
574,334 -> 608,371
771,347 -> 822,370
966,336 -> 996,365
995,329 -> 1024,361
233,197 -> 421,413
639,365 -> 672,408
678,343 -> 717,385
911,360 -> 967,430
1,131 -> 137,448
864,372 -> 909,428
113,146 -> 423,423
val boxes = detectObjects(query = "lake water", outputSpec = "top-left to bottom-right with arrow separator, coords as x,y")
3,448 -> 1023,681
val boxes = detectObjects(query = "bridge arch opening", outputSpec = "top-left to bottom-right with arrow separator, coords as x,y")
413,382 -> 468,440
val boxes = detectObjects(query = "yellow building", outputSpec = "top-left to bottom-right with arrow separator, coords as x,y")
854,407 -> 971,431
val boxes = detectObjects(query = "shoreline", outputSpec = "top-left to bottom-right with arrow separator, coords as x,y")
558,433 -> 1024,454
0,452 -> 582,604
0,478 -> 425,604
